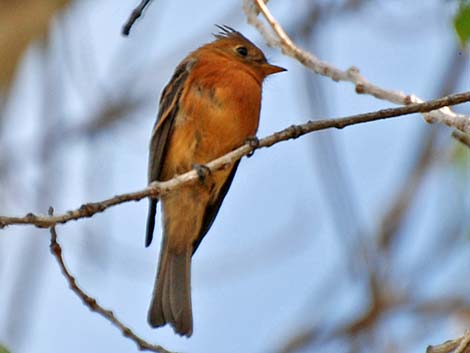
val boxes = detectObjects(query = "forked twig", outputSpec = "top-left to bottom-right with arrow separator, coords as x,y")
48,207 -> 177,353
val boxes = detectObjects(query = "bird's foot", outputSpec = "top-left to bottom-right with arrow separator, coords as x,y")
245,136 -> 259,157
192,163 -> 211,182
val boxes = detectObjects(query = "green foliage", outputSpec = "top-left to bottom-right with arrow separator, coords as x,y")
452,140 -> 470,171
454,0 -> 470,46
451,141 -> 470,243
452,141 -> 470,174
0,345 -> 11,353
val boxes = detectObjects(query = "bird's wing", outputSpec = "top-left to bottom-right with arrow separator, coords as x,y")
192,160 -> 241,254
146,57 -> 196,247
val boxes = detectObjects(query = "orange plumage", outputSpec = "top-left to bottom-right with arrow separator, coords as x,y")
146,25 -> 285,337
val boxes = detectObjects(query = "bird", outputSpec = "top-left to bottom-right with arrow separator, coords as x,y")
146,25 -> 285,337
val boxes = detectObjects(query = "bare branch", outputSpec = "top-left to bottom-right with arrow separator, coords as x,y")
244,0 -> 470,134
427,330 -> 470,353
1,91 -> 469,229
378,44 -> 468,250
122,0 -> 154,36
48,207 -> 177,353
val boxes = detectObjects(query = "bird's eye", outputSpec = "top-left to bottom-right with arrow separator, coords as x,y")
236,46 -> 248,57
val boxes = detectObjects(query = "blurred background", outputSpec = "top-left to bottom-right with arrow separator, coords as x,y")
0,1 -> 469,353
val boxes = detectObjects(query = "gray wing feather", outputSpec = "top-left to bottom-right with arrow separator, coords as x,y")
146,58 -> 196,247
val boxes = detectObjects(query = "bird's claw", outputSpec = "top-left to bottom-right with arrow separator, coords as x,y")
245,136 -> 259,157
193,163 -> 211,182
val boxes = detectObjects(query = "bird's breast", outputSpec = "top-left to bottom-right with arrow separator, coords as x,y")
162,64 -> 263,178
182,68 -> 262,157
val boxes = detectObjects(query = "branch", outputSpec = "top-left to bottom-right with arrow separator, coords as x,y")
48,208 -> 177,353
122,0 -> 154,36
244,0 -> 470,134
1,91 -> 469,229
427,330 -> 470,353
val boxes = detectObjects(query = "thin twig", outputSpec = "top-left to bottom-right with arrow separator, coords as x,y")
122,0 -> 154,36
452,130 -> 470,148
455,331 -> 470,353
1,91 -> 469,229
427,330 -> 470,353
47,207 -> 177,353
379,44 -> 467,250
244,0 -> 470,134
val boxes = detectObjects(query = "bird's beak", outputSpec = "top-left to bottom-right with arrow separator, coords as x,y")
262,63 -> 287,76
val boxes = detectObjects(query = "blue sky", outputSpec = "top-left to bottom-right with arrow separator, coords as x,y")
0,1 -> 469,353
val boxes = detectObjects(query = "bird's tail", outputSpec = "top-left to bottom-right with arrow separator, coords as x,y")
148,238 -> 193,337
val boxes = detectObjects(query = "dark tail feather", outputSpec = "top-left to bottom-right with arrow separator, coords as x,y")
148,242 -> 193,337
146,199 -> 158,247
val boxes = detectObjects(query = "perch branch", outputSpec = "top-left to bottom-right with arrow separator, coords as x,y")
1,91 -> 469,229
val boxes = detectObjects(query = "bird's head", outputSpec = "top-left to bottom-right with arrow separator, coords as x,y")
210,25 -> 286,78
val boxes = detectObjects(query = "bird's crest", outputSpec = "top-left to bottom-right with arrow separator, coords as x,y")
213,24 -> 247,41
